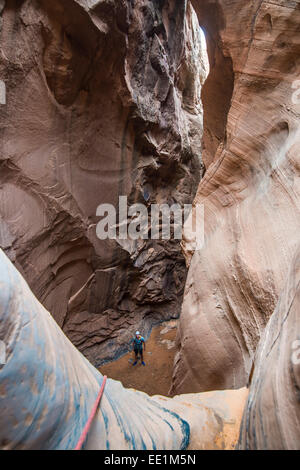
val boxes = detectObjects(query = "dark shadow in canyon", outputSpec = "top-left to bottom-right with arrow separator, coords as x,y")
0,0 -> 208,368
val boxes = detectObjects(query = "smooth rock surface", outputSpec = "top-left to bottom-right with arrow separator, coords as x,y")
172,0 -> 300,394
238,247 -> 300,450
0,249 -> 247,450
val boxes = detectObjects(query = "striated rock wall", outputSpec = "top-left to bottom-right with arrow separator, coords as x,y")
172,0 -> 300,394
238,247 -> 300,450
0,0 -> 299,450
0,0 -> 208,365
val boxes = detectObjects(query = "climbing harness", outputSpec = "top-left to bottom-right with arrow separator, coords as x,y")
74,375 -> 107,450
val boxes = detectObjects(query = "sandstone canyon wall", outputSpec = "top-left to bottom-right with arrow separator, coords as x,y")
0,249 -> 248,450
172,0 -> 300,394
0,0 -> 299,451
0,0 -> 207,365
238,247 -> 300,450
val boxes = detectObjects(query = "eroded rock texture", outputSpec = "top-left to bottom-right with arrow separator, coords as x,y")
0,0 -> 207,364
239,248 -> 300,450
172,0 -> 300,393
0,248 -> 248,450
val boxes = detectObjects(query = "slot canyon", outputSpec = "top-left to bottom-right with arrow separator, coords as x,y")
0,0 -> 299,451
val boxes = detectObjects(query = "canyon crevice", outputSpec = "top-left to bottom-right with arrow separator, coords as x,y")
0,0 -> 208,365
0,0 -> 299,450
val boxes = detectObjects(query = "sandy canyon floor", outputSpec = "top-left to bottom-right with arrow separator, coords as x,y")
100,321 -> 178,397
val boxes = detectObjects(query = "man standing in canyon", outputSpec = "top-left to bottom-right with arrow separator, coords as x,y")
132,331 -> 146,366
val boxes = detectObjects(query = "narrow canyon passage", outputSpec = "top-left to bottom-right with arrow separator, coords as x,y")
99,23 -> 209,397
0,0 -> 299,451
0,0 -> 209,371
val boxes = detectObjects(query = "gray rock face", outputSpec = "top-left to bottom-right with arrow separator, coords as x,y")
0,0 -> 207,364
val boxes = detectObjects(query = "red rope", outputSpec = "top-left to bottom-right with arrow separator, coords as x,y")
74,375 -> 107,450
